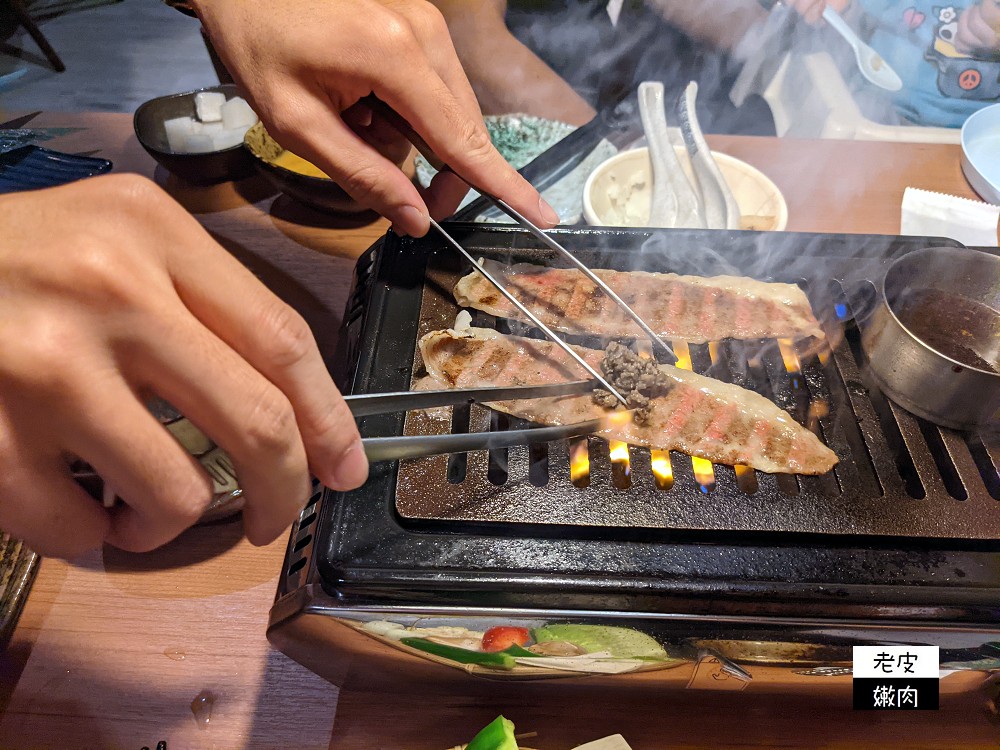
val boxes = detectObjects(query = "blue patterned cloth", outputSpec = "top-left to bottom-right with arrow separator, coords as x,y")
857,1 -> 1000,126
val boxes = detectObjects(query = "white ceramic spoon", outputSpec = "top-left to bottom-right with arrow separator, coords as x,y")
678,81 -> 739,230
822,6 -> 902,92
637,81 -> 703,228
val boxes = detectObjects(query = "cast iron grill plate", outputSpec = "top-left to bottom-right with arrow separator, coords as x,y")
391,229 -> 999,539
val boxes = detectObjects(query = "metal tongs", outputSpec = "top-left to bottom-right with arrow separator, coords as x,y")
364,96 -> 680,374
347,380 -> 611,462
346,97 -> 677,462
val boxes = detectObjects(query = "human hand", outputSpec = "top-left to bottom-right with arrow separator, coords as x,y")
783,0 -> 851,24
0,174 -> 367,558
192,0 -> 559,236
955,0 -> 1000,55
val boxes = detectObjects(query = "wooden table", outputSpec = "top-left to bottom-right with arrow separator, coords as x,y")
0,112 -> 997,749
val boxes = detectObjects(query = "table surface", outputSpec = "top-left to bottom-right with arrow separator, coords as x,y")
1,111 -> 998,750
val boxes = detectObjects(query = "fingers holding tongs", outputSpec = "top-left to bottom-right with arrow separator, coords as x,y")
363,95 -> 678,373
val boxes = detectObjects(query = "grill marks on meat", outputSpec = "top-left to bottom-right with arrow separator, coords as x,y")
419,328 -> 838,475
453,260 -> 824,344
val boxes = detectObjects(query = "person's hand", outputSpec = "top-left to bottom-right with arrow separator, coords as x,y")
783,0 -> 851,24
0,174 -> 368,558
955,0 -> 1000,55
191,0 -> 560,236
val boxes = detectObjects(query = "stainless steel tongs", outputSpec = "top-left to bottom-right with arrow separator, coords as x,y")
346,379 -> 612,462
363,96 -> 679,379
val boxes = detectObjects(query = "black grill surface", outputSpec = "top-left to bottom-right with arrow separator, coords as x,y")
317,225 -> 1000,624
395,234 -> 999,539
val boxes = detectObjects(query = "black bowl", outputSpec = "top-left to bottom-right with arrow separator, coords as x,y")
133,84 -> 256,185
242,122 -> 368,214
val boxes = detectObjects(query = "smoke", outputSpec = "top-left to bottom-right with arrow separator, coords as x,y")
495,1 -> 912,139
635,233 -> 740,276
732,5 -> 910,135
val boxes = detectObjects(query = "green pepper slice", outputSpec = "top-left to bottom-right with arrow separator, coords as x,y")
466,715 -> 518,750
400,638 -> 516,670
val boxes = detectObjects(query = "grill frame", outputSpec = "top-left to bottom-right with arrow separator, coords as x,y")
317,224 -> 1000,625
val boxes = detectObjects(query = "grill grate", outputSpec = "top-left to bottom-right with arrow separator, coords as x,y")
394,245 -> 1000,540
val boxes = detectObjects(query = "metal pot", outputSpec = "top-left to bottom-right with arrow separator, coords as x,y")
861,246 -> 1000,431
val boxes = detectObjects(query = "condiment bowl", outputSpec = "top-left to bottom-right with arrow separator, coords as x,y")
242,122 -> 365,215
960,102 -> 1000,205
583,146 -> 788,231
861,246 -> 1000,431
133,84 -> 255,185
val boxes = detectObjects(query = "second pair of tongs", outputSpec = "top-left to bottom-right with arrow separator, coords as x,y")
346,379 -> 607,462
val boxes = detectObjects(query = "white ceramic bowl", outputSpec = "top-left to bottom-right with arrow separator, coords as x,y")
583,147 -> 788,231
961,103 -> 1000,205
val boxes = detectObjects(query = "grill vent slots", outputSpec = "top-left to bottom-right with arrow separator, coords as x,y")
395,261 -> 1000,539
285,485 -> 323,579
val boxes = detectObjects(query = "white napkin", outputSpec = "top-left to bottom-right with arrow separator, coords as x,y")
901,187 -> 999,246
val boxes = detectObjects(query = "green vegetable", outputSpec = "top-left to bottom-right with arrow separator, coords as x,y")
531,624 -> 668,660
466,715 -> 518,750
400,638 -> 515,670
500,644 -> 540,658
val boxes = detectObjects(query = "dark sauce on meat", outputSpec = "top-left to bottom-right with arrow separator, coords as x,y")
894,287 -> 1000,373
594,342 -> 675,424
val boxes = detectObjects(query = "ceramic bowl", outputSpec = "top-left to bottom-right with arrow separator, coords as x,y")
961,103 -> 1000,205
242,122 -> 366,214
583,147 -> 788,231
133,83 -> 256,185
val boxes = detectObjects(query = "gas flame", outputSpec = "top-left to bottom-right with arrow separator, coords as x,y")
673,340 -> 692,371
777,338 -> 800,373
692,457 -> 716,488
651,449 -> 673,489
636,343 -> 671,488
608,440 -> 630,465
570,438 -> 590,487
608,439 -> 631,488
817,344 -> 832,366
674,341 -> 716,491
807,399 -> 830,432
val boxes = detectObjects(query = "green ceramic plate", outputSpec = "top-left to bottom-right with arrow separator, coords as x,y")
415,113 -> 576,188
416,113 -> 616,224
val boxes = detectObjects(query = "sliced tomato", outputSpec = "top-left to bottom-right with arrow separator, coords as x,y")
481,626 -> 531,653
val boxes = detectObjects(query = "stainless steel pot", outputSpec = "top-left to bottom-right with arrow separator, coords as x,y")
861,246 -> 1000,431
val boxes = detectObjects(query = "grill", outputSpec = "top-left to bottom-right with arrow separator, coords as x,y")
395,232 -> 999,538
269,224 -> 1000,694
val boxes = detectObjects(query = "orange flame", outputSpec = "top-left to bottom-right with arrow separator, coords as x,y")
608,440 -> 630,463
692,457 -> 716,487
609,439 -> 630,470
807,399 -> 830,432
570,438 -> 590,486
651,449 -> 673,489
777,338 -> 800,373
608,439 -> 632,488
674,340 -> 716,490
673,340 -> 692,371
